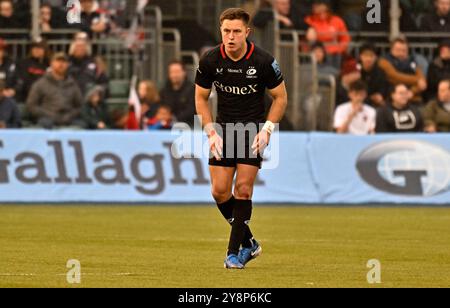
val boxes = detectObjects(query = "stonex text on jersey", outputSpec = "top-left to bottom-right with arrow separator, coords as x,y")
195,41 -> 284,124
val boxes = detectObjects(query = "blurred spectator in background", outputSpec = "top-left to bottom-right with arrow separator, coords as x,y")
253,0 -> 308,30
0,38 -> 17,98
146,105 -> 174,131
337,0 -> 367,31
160,60 -> 196,128
422,0 -> 450,32
357,43 -> 389,108
379,37 -> 427,104
336,58 -> 361,106
305,0 -> 351,68
81,85 -> 110,130
26,52 -> 83,129
139,80 -> 161,121
376,84 -> 424,133
310,42 -> 339,77
15,38 -> 49,103
126,79 -> 161,130
0,0 -> 27,37
426,39 -> 450,101
0,80 -> 21,128
422,79 -> 450,133
68,34 -> 109,95
79,0 -> 110,37
334,80 -> 376,135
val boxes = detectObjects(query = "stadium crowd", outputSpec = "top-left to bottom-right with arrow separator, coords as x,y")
0,0 -> 449,133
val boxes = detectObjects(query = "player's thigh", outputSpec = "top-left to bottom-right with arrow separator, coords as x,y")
234,164 -> 259,200
209,166 -> 236,200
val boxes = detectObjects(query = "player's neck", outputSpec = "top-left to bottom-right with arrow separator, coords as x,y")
225,42 -> 248,62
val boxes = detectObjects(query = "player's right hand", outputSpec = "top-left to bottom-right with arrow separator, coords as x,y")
208,130 -> 223,161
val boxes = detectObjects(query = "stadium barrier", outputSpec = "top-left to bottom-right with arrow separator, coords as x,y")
0,130 -> 449,205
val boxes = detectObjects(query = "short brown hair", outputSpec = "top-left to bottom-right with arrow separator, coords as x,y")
220,8 -> 250,26
391,36 -> 409,48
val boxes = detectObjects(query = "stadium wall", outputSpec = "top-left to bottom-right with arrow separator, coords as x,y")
0,131 -> 449,205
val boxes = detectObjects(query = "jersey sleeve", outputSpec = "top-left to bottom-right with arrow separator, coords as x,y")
195,55 -> 214,89
263,57 -> 284,90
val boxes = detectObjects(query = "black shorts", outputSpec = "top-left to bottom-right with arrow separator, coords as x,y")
209,123 -> 263,169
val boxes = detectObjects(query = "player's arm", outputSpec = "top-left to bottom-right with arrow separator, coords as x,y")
195,85 -> 223,160
252,82 -> 287,155
195,85 -> 213,132
266,81 -> 288,125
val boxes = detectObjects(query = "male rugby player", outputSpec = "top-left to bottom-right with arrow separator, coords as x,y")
195,8 -> 288,269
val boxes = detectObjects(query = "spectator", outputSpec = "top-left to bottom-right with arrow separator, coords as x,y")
337,0 -> 367,31
422,0 -> 450,32
68,35 -> 108,95
0,38 -> 17,98
376,84 -> 424,133
126,80 -> 161,130
378,37 -> 427,104
334,80 -> 376,135
422,79 -> 450,133
0,0 -> 26,36
426,39 -> 450,101
139,80 -> 161,121
0,80 -> 20,128
16,38 -> 50,103
146,105 -> 174,131
81,85 -> 110,130
26,52 -> 83,129
253,0 -> 308,30
305,0 -> 351,68
160,60 -> 196,127
336,58 -> 361,106
310,42 -> 339,77
357,43 -> 389,108
79,0 -> 110,37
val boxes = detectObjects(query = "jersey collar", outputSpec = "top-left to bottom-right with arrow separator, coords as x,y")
220,41 -> 255,61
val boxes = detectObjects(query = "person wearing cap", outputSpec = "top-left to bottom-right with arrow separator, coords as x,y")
15,38 -> 50,103
26,52 -> 83,129
422,0 -> 450,33
0,79 -> 21,129
0,38 -> 17,98
357,43 -> 389,108
426,39 -> 450,101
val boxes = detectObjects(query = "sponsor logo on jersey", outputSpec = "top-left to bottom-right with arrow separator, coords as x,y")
216,68 -> 223,75
213,81 -> 258,95
272,60 -> 282,79
227,68 -> 243,74
246,67 -> 258,79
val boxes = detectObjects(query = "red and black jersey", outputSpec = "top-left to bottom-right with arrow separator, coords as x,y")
195,40 -> 284,124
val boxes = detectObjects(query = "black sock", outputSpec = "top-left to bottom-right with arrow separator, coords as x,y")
217,197 -> 254,248
227,199 -> 252,256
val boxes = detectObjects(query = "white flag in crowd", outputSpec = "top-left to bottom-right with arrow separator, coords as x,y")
128,76 -> 141,122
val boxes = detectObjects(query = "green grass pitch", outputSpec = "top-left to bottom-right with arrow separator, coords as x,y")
0,206 -> 449,288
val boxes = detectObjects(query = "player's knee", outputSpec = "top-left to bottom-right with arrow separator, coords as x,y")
211,185 -> 231,203
234,183 -> 252,200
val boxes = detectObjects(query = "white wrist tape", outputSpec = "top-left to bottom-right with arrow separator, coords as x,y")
262,121 -> 275,134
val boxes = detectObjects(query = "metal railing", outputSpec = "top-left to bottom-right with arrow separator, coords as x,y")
160,28 -> 182,84
181,51 -> 200,83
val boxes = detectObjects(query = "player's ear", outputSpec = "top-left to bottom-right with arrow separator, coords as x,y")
246,27 -> 251,38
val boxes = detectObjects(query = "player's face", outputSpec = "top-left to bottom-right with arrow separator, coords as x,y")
221,19 -> 250,54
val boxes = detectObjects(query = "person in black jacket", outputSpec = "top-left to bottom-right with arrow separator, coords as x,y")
0,38 -> 17,99
376,84 -> 424,133
0,80 -> 21,128
81,85 -> 110,130
357,43 -> 389,108
426,39 -> 450,101
422,0 -> 450,33
68,36 -> 109,96
16,38 -> 50,103
160,60 -> 196,128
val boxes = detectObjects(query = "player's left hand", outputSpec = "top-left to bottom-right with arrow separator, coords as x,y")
252,130 -> 270,156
